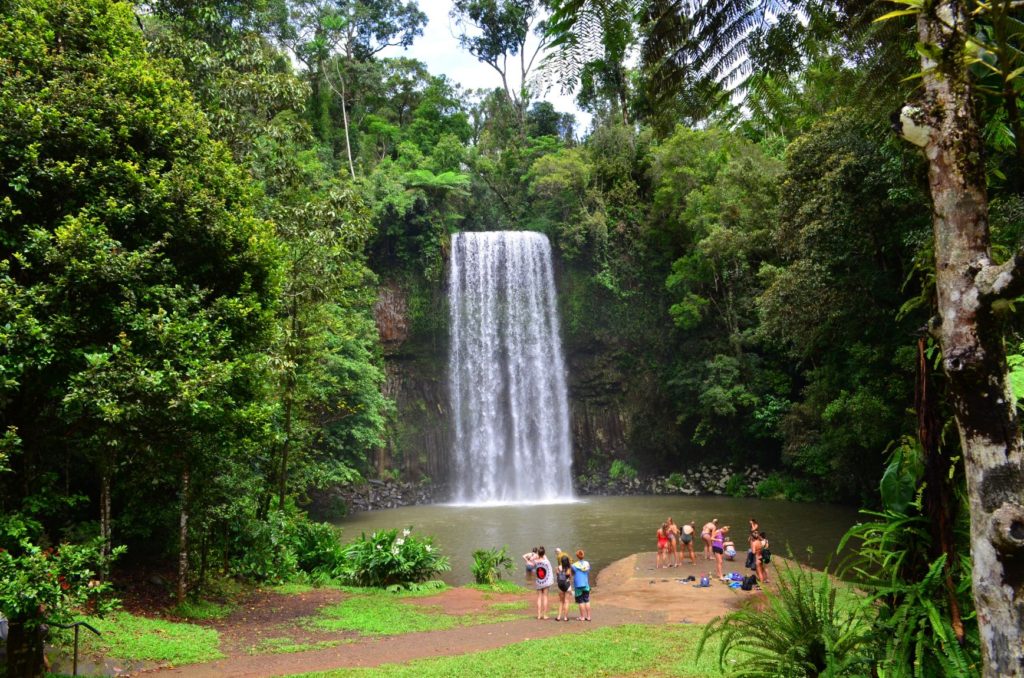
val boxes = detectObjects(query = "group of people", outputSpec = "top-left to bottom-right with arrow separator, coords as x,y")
522,546 -> 591,621
657,516 -> 771,583
655,517 -> 698,567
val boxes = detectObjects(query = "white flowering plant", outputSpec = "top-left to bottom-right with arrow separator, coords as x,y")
337,527 -> 449,587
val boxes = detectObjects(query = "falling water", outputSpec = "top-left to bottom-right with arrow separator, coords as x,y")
448,231 -> 574,504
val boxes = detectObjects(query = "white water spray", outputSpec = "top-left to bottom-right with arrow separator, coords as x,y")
448,231 -> 574,504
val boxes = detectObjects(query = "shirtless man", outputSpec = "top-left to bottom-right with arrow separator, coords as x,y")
701,519 -> 718,560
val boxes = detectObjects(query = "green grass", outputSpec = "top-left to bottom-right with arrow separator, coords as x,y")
487,601 -> 527,611
271,582 -> 319,595
79,611 -> 224,665
292,624 -> 722,677
305,592 -> 521,635
248,637 -> 345,655
464,581 -> 524,594
334,581 -> 448,598
170,598 -> 236,620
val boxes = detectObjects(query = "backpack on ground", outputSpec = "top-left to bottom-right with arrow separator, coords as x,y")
740,575 -> 757,591
556,568 -> 570,592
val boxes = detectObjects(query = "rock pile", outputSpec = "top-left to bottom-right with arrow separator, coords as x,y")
309,478 -> 443,516
576,464 -> 769,497
316,464 -> 772,515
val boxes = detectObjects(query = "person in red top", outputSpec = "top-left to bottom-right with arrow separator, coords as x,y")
656,523 -> 670,568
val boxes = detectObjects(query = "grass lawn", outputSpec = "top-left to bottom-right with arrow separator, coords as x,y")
248,637 -> 346,655
78,611 -> 224,665
169,598 -> 236,620
304,591 -> 522,635
293,624 -> 724,677
464,581 -> 525,595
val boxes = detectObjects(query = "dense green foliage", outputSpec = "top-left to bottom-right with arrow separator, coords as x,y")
470,545 -> 514,585
1,0 -> 1021,671
699,563 -> 871,676
335,527 -> 449,587
0,517 -> 119,627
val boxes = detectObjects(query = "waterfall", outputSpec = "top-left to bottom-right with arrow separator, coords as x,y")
448,231 -> 574,504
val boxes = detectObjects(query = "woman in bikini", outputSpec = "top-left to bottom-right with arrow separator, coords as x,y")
666,517 -> 679,567
701,519 -> 718,560
656,523 -> 670,568
754,531 -> 770,584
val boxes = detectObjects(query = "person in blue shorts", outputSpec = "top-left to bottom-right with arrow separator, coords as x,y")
571,549 -> 591,621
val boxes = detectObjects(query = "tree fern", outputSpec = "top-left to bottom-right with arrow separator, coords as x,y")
698,561 -> 872,677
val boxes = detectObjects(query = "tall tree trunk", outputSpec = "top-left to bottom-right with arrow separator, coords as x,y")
6,622 -> 45,678
99,467 -> 110,557
913,1 -> 1024,673
177,461 -> 190,605
339,70 -> 356,179
99,467 -> 111,579
917,337 -> 965,643
278,390 -> 292,511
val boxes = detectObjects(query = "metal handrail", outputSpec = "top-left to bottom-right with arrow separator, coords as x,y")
46,620 -> 101,677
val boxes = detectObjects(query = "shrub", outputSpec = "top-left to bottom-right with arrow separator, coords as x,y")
608,459 -> 638,481
292,520 -> 345,578
229,510 -> 301,582
724,473 -> 750,497
0,515 -> 121,675
698,561 -> 871,676
226,508 -> 345,584
666,472 -> 685,488
471,546 -> 514,585
336,527 -> 450,588
755,473 -> 786,498
755,473 -> 817,501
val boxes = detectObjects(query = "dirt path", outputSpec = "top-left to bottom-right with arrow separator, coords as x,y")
150,552 -> 761,677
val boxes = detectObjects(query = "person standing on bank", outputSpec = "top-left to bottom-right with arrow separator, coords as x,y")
680,521 -> 697,564
701,518 -> 718,560
532,546 -> 553,619
712,525 -> 729,579
572,549 -> 591,621
745,518 -> 760,570
555,554 -> 573,621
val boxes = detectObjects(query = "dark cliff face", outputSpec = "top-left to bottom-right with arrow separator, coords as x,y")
373,279 -> 452,484
373,265 -> 669,484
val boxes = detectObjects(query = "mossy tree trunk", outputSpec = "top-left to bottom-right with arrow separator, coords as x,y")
913,0 -> 1024,673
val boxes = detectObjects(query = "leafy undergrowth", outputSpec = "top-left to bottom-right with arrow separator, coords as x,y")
305,591 -> 522,635
294,624 -> 724,677
78,611 -> 224,665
